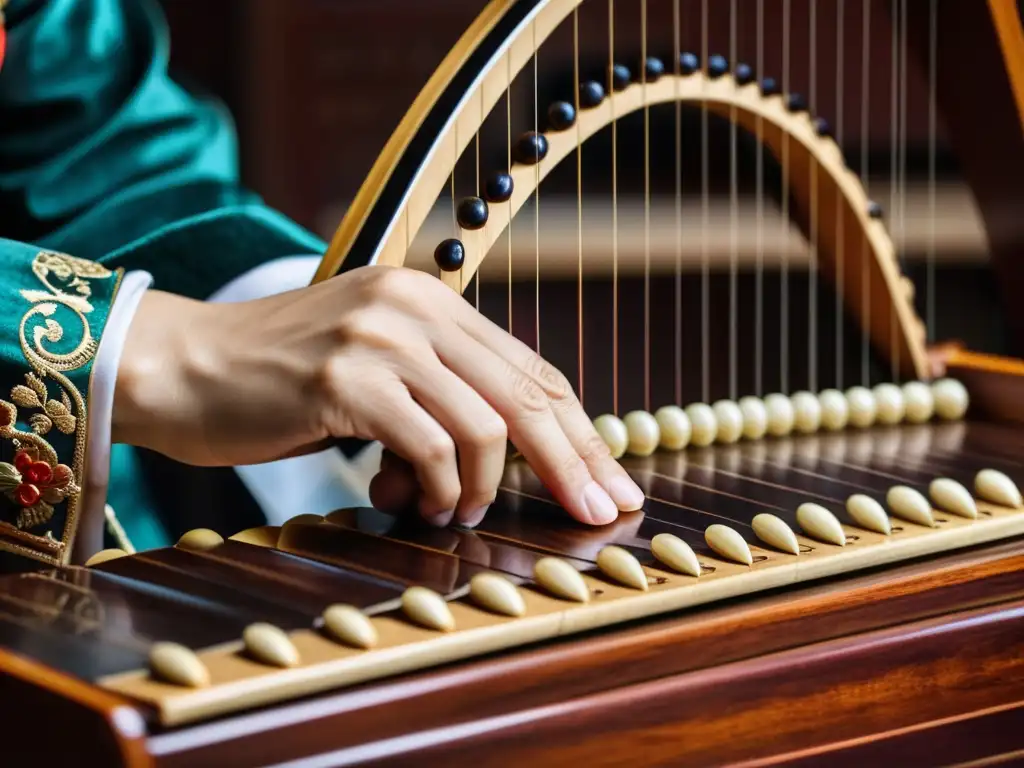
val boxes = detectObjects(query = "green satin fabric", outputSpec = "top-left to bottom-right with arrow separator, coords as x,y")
0,0 -> 327,551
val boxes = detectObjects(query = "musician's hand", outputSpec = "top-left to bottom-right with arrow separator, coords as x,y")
114,265 -> 644,527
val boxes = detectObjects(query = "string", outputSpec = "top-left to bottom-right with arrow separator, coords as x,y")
700,0 -> 709,404
673,0 -> 682,407
898,0 -> 909,380
643,0 -> 651,413
452,121 -> 463,294
808,0 -> 818,393
889,0 -> 900,383
532,26 -> 540,356
755,0 -> 764,397
860,0 -> 871,387
780,0 -> 791,395
475,130 -> 480,310
575,7 -> 584,407
610,0 -> 619,416
927,0 -> 937,344
506,51 -> 513,335
835,0 -> 845,390
451,121 -> 458,284
728,0 -> 738,401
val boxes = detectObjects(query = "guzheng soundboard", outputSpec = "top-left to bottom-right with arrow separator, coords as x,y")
0,416 -> 1021,730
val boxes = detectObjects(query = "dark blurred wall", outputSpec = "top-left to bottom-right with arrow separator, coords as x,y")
157,0 -> 954,235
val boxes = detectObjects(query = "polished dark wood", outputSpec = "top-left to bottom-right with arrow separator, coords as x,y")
0,647 -> 153,767
145,538 -> 1024,766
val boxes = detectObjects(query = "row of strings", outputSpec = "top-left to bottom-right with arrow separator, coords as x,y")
6,418 -> 1020,682
439,0 -> 940,415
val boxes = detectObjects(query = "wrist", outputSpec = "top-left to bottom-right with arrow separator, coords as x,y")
111,290 -> 213,449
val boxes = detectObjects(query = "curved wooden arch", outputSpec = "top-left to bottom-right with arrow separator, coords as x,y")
436,72 -> 929,380
313,0 -> 931,380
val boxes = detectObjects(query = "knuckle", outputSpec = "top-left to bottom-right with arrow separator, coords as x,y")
334,311 -> 400,351
557,449 -> 587,481
369,266 -> 434,304
525,355 -> 574,405
472,415 -> 508,449
508,364 -> 550,414
579,431 -> 612,463
418,434 -> 456,465
435,483 -> 462,512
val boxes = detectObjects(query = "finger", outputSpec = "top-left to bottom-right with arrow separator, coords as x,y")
449,309 -> 645,512
368,459 -> 419,512
434,332 -> 617,525
398,352 -> 507,527
358,383 -> 460,526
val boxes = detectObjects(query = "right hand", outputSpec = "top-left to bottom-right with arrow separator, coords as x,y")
114,265 -> 645,528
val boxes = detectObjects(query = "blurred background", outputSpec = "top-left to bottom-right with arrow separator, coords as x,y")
156,0 -> 1008,403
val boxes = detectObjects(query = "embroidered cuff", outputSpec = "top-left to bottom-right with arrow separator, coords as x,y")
0,250 -> 123,565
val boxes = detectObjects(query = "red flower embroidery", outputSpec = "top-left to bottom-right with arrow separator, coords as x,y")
1,448 -> 78,530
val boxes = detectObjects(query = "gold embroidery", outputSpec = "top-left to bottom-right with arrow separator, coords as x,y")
0,251 -> 120,564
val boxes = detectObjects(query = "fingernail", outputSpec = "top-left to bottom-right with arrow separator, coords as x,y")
608,476 -> 646,511
581,482 -> 618,525
461,506 -> 489,529
426,509 -> 455,528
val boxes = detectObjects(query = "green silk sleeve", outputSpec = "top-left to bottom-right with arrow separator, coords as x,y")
1,0 -> 326,298
0,239 -> 122,565
1,0 -> 332,557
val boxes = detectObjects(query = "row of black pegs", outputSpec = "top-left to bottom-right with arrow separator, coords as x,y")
435,53 -> 883,272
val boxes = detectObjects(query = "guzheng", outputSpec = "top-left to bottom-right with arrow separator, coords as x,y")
4,1 -> 1024,766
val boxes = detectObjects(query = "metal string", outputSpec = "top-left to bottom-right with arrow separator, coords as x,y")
701,0 -> 710,404
898,0 -> 909,380
808,0 -> 818,393
889,0 -> 901,382
643,0 -> 651,412
927,0 -> 937,343
755,0 -> 765,397
780,0 -> 791,394
575,7 -> 584,406
475,131 -> 481,310
610,0 -> 620,415
835,0 -> 845,390
860,0 -> 871,387
673,0 -> 682,407
533,24 -> 541,354
507,51 -> 513,334
728,0 -> 739,401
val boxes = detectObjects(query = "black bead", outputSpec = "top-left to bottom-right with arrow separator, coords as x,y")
760,77 -> 780,96
812,117 -> 832,137
867,201 -> 884,219
679,52 -> 700,75
456,196 -> 489,230
484,171 -> 514,203
515,131 -> 549,165
610,63 -> 631,91
734,63 -> 754,85
708,54 -> 729,78
547,100 -> 576,131
434,239 -> 465,272
785,92 -> 807,112
638,56 -> 665,82
579,80 -> 605,108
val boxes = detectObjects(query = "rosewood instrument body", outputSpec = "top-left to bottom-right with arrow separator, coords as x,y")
3,0 -> 1024,765
2,534 -> 1023,767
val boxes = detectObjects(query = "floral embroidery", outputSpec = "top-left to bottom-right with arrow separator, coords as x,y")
0,251 -> 121,564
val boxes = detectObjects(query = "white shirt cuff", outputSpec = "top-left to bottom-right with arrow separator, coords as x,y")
82,255 -> 371,552
81,269 -> 155,555
207,255 -> 324,303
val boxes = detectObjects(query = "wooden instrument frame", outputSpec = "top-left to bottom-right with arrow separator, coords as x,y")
3,538 -> 1022,766
3,2 -> 1024,766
